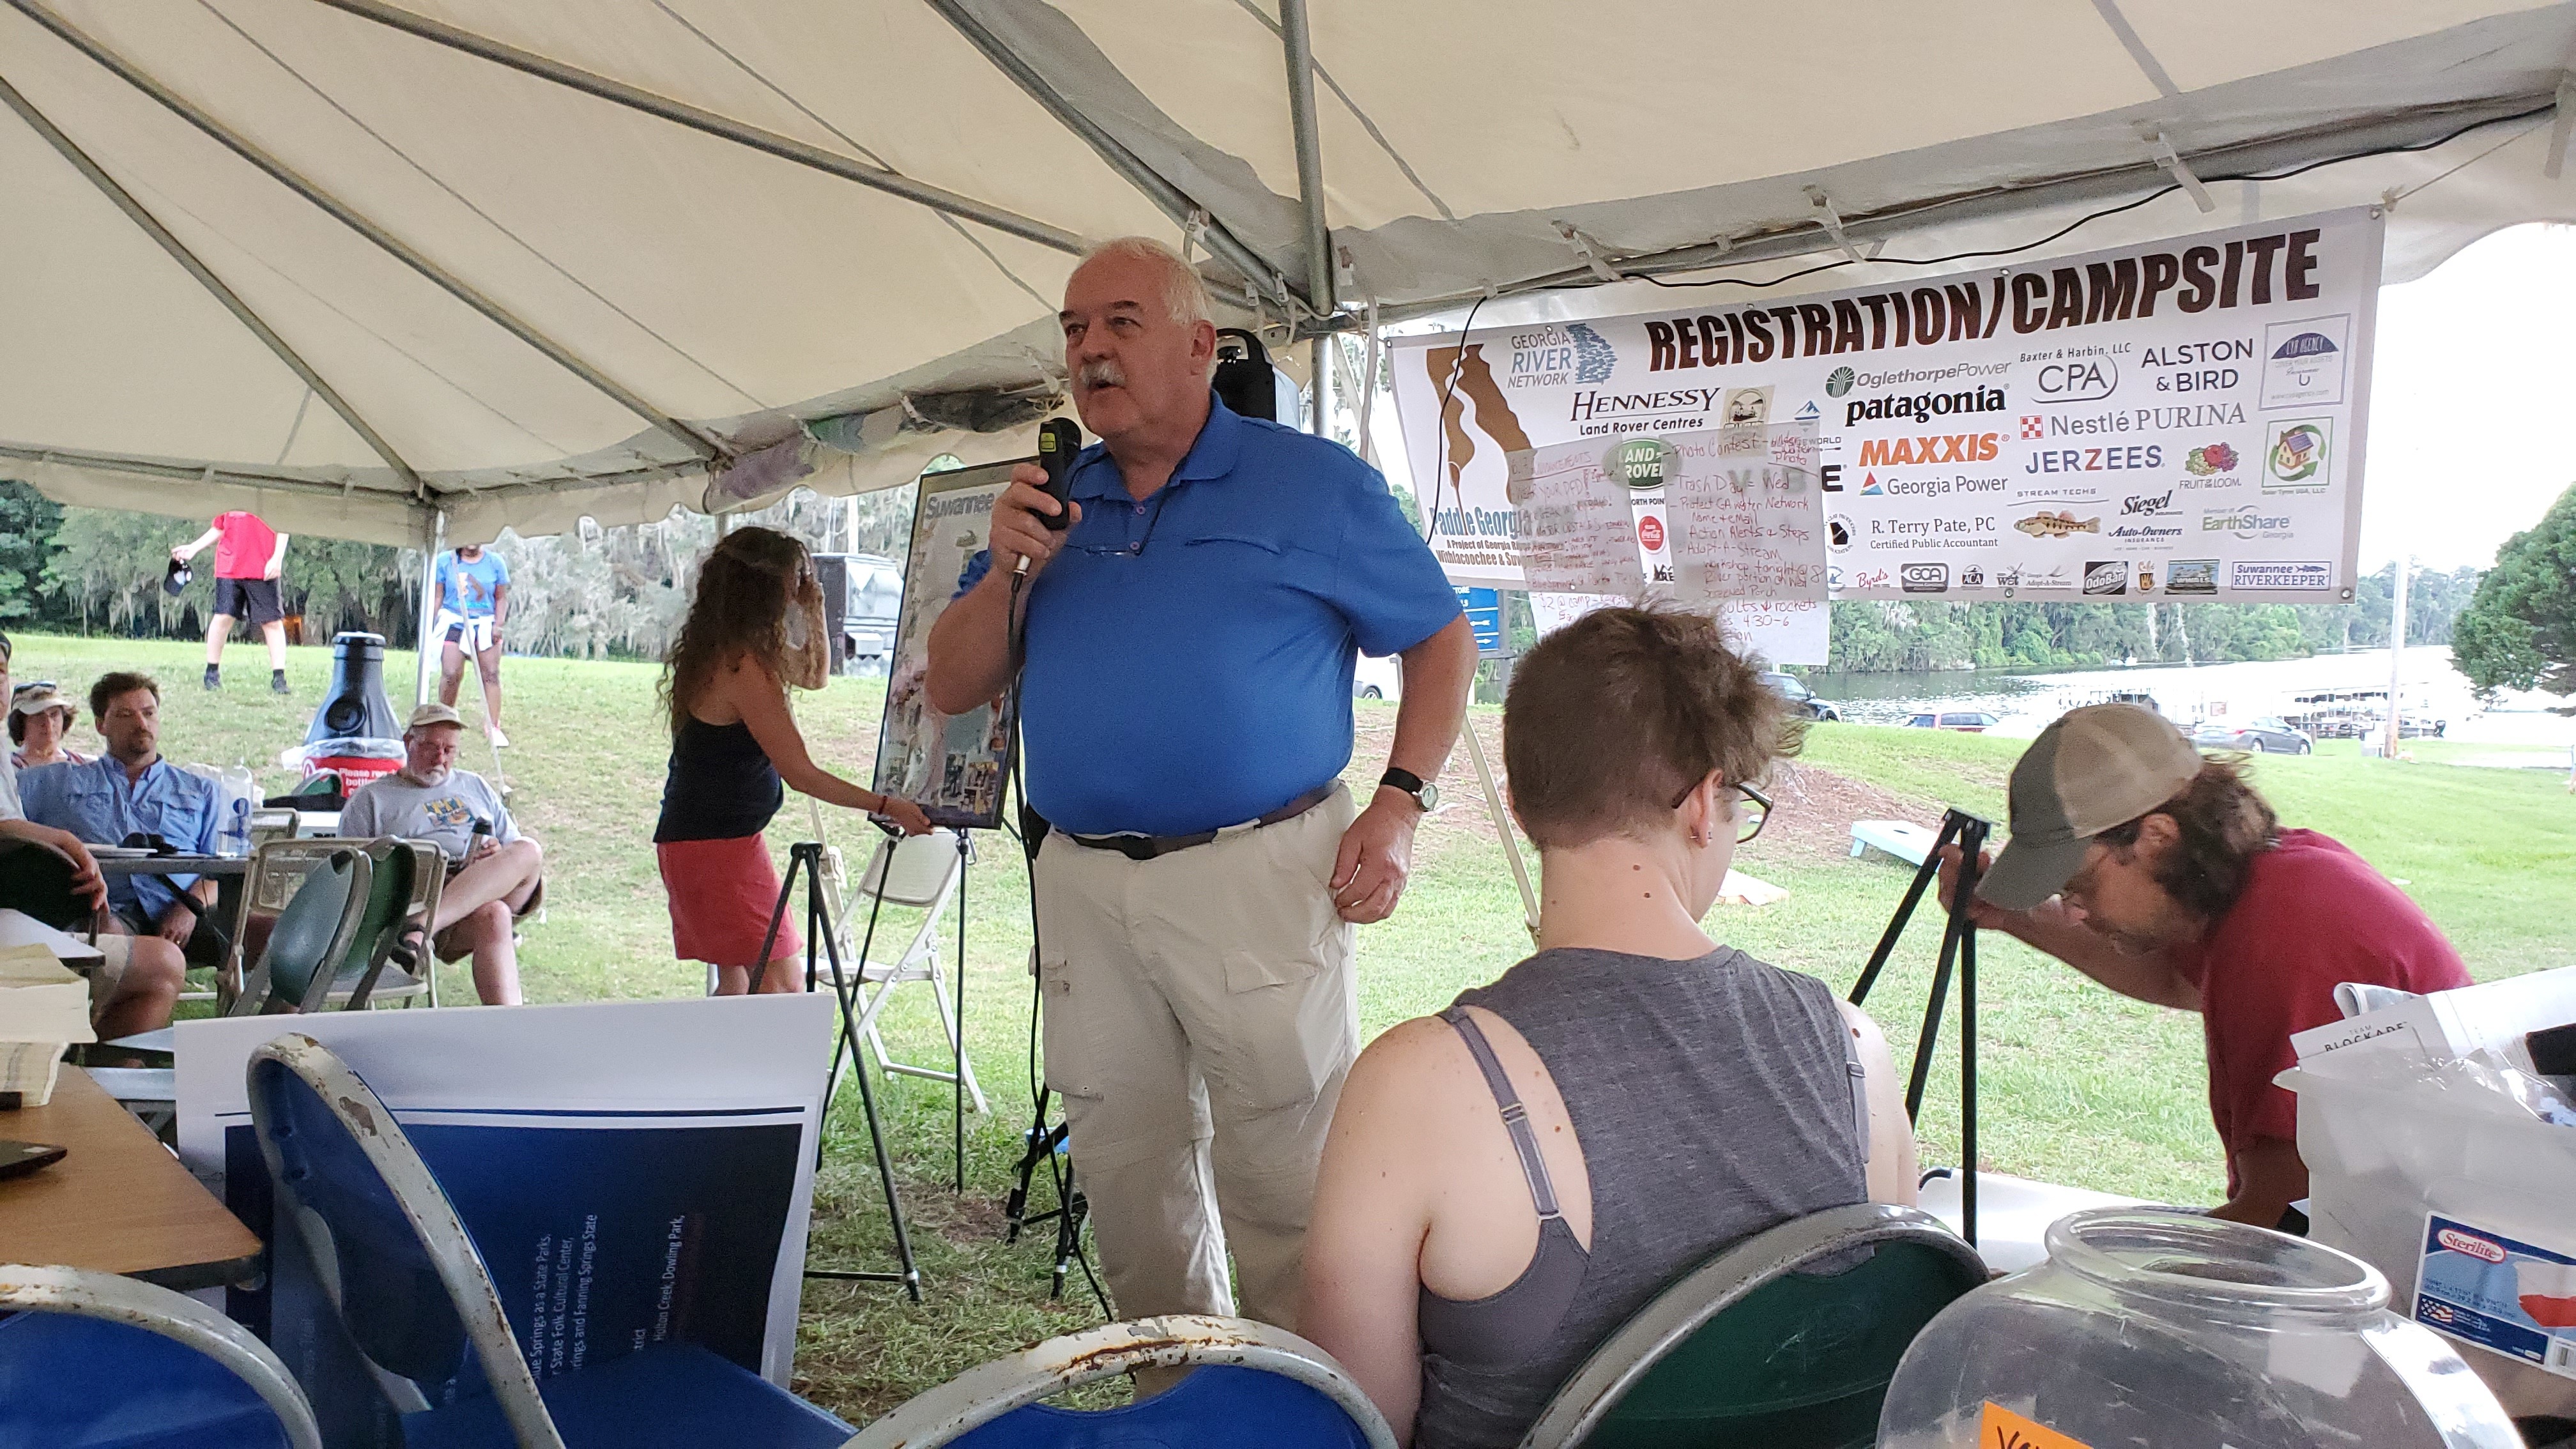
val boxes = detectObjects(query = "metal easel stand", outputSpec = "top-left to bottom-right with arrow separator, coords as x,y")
1846,807 -> 1993,1248
757,839 -> 922,1300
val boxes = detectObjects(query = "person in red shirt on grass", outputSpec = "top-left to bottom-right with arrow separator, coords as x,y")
171,510 -> 291,694
1944,703 -> 2470,1233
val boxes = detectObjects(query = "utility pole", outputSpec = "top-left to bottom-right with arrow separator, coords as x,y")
2384,556 -> 2411,758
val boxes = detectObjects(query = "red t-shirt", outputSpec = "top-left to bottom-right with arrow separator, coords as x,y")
2170,829 -> 2469,1192
212,512 -> 278,579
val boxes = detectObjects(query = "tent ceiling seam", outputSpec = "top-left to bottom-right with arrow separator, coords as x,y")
0,66 -> 431,498
1223,0 -> 1453,222
2088,0 -> 2182,100
1370,92 -> 2554,325
203,0 -> 769,414
7,0 -> 728,465
644,0 -> 1055,314
310,0 -> 1091,264
919,0 -> 1298,314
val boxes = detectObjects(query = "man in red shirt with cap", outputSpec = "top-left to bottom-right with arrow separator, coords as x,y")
1948,703 -> 2470,1231
171,510 -> 291,694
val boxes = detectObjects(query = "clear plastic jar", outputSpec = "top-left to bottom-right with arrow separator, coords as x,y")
1878,1208 -> 2521,1449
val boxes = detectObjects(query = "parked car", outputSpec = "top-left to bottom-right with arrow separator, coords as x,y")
1353,652 -> 1402,702
2192,716 -> 2313,754
1904,711 -> 1998,732
1761,671 -> 1841,722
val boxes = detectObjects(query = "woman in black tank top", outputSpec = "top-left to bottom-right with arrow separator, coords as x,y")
1301,607 -> 1917,1449
654,528 -> 930,995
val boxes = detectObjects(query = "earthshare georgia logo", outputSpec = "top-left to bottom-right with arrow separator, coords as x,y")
2264,418 -> 2330,491
1825,366 -> 1857,398
2260,315 -> 2349,410
1605,436 -> 1676,491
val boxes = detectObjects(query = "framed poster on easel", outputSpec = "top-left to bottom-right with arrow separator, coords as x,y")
873,459 -> 1020,830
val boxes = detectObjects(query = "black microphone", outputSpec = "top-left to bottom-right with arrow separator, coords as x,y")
1015,418 -> 1082,576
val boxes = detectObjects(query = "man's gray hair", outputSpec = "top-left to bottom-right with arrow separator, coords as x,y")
1077,236 -> 1215,328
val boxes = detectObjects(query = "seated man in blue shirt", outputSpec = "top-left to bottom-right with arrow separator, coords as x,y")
927,236 -> 1477,1338
21,671 -> 225,974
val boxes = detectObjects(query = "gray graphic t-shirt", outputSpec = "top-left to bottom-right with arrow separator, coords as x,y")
339,770 -> 517,862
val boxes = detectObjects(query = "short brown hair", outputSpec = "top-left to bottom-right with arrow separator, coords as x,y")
2097,757 -> 2278,919
90,671 -> 160,721
1503,606 -> 1802,848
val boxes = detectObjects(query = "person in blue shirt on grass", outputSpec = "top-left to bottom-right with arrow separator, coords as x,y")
926,236 -> 1477,1340
433,542 -> 513,747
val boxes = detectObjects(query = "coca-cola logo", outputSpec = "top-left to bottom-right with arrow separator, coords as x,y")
2437,1228 -> 2507,1263
1638,516 -> 1666,553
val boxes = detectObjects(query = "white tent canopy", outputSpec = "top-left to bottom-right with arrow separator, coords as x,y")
7,0 -> 2574,546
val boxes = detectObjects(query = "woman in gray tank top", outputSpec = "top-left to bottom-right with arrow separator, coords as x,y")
1301,606 -> 1919,1449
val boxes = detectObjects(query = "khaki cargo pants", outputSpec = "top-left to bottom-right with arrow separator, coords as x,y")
1033,784 -> 1358,1333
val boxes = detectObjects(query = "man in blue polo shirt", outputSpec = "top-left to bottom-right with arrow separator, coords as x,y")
929,237 -> 1475,1334
20,671 -> 224,967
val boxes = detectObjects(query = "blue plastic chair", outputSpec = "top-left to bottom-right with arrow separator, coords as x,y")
843,1314 -> 1397,1448
0,1261 -> 323,1449
245,1032 -> 852,1449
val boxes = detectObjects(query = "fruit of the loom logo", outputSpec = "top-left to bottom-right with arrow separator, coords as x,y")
2184,442 -> 2239,476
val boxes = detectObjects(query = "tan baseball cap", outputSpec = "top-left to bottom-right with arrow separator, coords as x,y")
1979,703 -> 2205,910
8,684 -> 72,719
405,702 -> 466,732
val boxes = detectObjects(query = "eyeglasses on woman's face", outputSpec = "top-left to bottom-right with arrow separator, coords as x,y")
1669,778 -> 1772,845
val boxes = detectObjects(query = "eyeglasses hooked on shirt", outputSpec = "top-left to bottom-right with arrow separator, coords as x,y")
1070,488 -> 1175,559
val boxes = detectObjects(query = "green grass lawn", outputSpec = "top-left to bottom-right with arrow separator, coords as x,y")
10,632 -> 2572,1420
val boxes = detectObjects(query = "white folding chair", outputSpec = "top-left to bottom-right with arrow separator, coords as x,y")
842,828 -> 986,1114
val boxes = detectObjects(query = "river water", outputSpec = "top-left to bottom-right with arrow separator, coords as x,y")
1805,645 -> 2575,760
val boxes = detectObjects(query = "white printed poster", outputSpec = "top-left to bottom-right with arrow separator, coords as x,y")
1527,592 -> 1829,666
1394,207 -> 2381,603
876,460 -> 1017,829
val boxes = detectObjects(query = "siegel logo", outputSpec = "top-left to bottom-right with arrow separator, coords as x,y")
2165,559 -> 2218,595
2035,357 -> 2117,402
2436,1228 -> 2508,1264
1825,366 -> 1856,398
2120,489 -> 2176,516
2083,560 -> 2128,595
1899,562 -> 1949,594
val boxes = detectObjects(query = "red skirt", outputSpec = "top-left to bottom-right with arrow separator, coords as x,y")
657,834 -> 801,965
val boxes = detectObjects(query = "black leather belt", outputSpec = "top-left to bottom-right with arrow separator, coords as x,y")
1063,784 -> 1335,862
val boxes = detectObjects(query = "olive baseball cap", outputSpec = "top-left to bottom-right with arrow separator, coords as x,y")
1978,703 -> 2204,911
405,702 -> 467,732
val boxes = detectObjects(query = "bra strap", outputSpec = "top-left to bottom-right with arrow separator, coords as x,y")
1438,1007 -> 1563,1220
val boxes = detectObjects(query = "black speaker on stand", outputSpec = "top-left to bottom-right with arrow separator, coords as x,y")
304,633 -> 403,746
813,553 -> 852,675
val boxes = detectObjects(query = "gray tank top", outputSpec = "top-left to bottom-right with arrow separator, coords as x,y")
1410,946 -> 1867,1449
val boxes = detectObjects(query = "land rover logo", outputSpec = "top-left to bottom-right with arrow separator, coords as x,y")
1606,438 -> 1675,490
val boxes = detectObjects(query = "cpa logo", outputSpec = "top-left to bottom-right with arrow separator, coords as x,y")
2035,358 -> 2116,401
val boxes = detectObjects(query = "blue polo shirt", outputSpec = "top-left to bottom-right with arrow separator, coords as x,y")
960,397 -> 1458,836
17,755 -> 218,920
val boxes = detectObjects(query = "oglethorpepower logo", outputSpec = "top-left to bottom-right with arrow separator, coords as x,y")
1826,366 -> 1857,398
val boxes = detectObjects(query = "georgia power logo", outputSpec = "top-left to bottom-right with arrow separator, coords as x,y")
1825,366 -> 1857,398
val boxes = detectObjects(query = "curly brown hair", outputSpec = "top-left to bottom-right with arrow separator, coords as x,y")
1503,605 -> 1804,848
659,527 -> 818,735
2095,756 -> 2280,919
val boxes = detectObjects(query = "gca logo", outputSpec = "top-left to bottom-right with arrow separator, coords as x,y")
1900,562 -> 1949,594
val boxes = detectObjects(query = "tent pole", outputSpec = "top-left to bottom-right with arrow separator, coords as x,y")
9,0 -> 727,465
0,72 -> 426,501
415,512 -> 447,710
919,0 -> 1294,314
1278,0 -> 1337,321
1310,335 -> 1331,436
310,0 -> 1089,261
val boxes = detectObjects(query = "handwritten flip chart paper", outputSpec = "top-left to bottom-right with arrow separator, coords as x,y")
1525,590 -> 1828,666
1514,438 -> 1647,597
1671,420 -> 1828,603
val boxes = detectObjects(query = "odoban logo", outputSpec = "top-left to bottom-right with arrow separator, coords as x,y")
2437,1228 -> 2507,1264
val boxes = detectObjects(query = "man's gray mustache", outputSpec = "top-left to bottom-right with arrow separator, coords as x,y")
1078,362 -> 1125,389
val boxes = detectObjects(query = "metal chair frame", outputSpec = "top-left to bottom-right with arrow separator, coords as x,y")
247,1031 -> 569,1449
845,828 -> 985,1113
1516,1202 -> 1986,1449
0,1261 -> 325,1449
226,843 -> 372,1016
840,1313 -> 1398,1449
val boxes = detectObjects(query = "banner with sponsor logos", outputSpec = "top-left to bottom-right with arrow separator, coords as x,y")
1392,206 -> 2380,604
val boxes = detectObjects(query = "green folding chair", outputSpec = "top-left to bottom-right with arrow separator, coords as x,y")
331,838 -> 440,1009
1519,1202 -> 1988,1449
226,847 -> 369,1016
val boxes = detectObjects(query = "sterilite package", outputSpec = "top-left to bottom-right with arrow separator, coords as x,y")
2414,1215 -> 2576,1378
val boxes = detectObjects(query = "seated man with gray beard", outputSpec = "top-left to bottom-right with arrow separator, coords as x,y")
339,703 -> 542,1005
